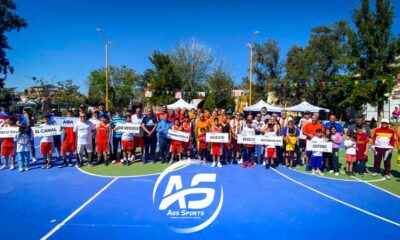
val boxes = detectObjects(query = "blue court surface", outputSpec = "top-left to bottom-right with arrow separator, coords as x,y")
0,157 -> 399,240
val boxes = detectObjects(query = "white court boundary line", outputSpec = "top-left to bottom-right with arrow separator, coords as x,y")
40,177 -> 119,240
349,175 -> 400,199
271,168 -> 400,227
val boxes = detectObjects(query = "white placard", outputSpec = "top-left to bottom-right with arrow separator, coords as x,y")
238,135 -> 283,146
32,125 -> 61,137
168,129 -> 190,142
206,132 -> 229,143
0,127 -> 19,138
115,122 -> 140,134
306,140 -> 332,153
53,117 -> 79,127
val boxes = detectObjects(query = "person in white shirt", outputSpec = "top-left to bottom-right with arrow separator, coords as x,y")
89,110 -> 101,159
40,115 -> 54,169
252,113 -> 265,165
73,113 -> 95,167
264,123 -> 278,169
310,129 -> 325,176
131,107 -> 145,160
344,134 -> 357,175
241,120 -> 256,168
14,125 -> 33,172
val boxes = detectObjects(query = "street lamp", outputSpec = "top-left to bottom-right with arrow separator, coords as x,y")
247,43 -> 253,106
96,28 -> 110,111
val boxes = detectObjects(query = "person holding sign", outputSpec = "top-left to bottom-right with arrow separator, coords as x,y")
169,119 -> 183,164
310,129 -> 325,176
302,114 -> 324,171
40,115 -> 54,169
264,123 -> 277,169
182,115 -> 192,160
121,115 -> 134,166
0,116 -> 17,170
371,118 -> 395,180
60,110 -> 76,168
211,118 -> 223,168
242,120 -> 256,168
132,107 -> 145,160
49,108 -> 62,161
14,125 -> 33,172
284,128 -> 298,168
97,115 -> 112,166
252,113 -> 265,165
74,113 -> 96,168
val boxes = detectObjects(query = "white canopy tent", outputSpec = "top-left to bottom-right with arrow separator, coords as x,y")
244,100 -> 282,112
285,101 -> 329,113
167,99 -> 196,110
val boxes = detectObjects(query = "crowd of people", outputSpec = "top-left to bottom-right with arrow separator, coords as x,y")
0,102 -> 398,180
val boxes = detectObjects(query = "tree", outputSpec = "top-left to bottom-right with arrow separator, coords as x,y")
253,39 -> 282,103
53,80 -> 86,110
87,65 -> 141,110
144,51 -> 183,106
172,39 -> 214,96
0,0 -> 27,88
203,66 -> 235,110
348,0 -> 400,120
0,86 -> 16,103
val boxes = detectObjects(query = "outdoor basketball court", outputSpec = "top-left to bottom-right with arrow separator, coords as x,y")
0,155 -> 399,240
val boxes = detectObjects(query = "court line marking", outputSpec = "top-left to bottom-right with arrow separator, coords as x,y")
40,177 -> 119,240
349,175 -> 400,199
271,168 -> 400,227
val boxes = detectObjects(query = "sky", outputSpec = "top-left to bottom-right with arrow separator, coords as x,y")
5,0 -> 400,95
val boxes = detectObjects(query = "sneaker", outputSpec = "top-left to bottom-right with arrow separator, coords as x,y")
121,159 -> 125,163
32,157 -> 37,163
10,165 -> 15,170
187,158 -> 192,163
328,170 -> 334,174
316,169 -> 324,176
217,161 -> 222,168
111,160 -> 116,164
19,168 -> 24,172
82,156 -> 88,161
41,165 -> 46,169
68,162 -> 74,167
130,155 -> 135,161
312,169 -> 316,175
211,162 -> 216,168
242,162 -> 247,168
372,172 -> 378,177
24,168 -> 30,171
46,164 -> 52,169
238,158 -> 243,164
59,163 -> 68,168
0,165 -> 6,170
248,162 -> 254,168
169,160 -> 174,164
334,172 -> 339,176
385,175 -> 391,180
262,161 -> 266,166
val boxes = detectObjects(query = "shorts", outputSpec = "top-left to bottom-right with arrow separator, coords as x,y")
299,139 -> 307,151
77,144 -> 93,155
40,142 -> 52,155
306,150 -> 313,158
97,142 -> 108,153
265,148 -> 276,159
122,140 -> 133,151
212,144 -> 221,156
133,136 -> 144,150
286,151 -> 295,159
346,155 -> 356,163
1,146 -> 14,156
183,142 -> 191,151
171,144 -> 182,154
61,142 -> 76,153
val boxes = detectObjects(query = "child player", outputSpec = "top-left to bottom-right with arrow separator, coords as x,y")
355,125 -> 369,176
197,128 -> 208,164
182,115 -> 192,160
310,129 -> 324,176
0,116 -> 17,170
285,128 -> 298,168
211,118 -> 223,168
264,123 -> 277,169
40,115 -> 54,169
96,115 -> 111,166
121,115 -> 134,165
169,118 -> 183,164
60,110 -> 76,167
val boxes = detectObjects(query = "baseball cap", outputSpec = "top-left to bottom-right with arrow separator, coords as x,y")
381,118 -> 389,123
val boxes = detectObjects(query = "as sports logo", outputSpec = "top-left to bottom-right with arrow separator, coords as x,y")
152,161 -> 224,233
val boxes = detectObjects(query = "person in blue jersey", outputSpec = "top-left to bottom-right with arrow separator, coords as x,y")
98,103 -> 110,120
141,106 -> 158,164
323,114 -> 343,134
157,112 -> 172,164
17,107 -> 37,163
111,108 -> 125,163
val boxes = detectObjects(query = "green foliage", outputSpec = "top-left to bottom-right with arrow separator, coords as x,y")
53,80 -> 86,110
0,86 -> 16,103
0,0 -> 27,87
87,65 -> 141,110
144,51 -> 183,106
204,66 -> 235,110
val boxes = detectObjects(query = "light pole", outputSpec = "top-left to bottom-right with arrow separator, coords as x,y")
247,43 -> 253,106
96,28 -> 110,111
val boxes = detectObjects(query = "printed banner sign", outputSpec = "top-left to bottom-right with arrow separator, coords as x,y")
306,140 -> 332,153
0,127 -> 19,138
53,117 -> 79,127
32,125 -> 61,137
168,129 -> 190,142
206,133 -> 229,143
237,135 -> 283,146
115,123 -> 141,134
